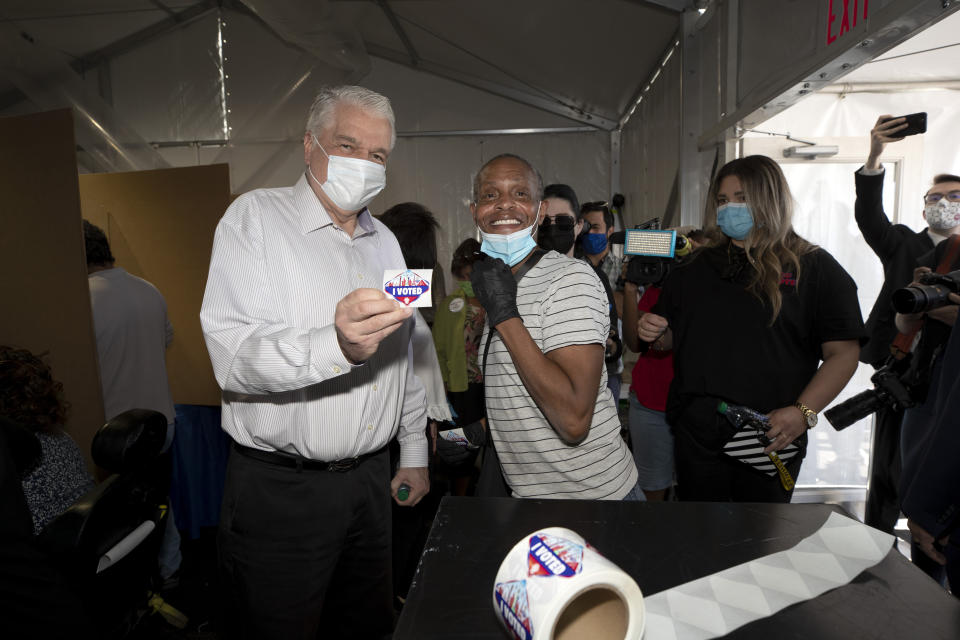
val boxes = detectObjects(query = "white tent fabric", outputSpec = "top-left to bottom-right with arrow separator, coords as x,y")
0,1 -> 685,280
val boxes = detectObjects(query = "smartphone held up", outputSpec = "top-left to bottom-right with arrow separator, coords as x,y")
881,112 -> 927,138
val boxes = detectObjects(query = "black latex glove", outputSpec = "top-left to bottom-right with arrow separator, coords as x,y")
436,437 -> 472,466
436,420 -> 485,467
470,257 -> 519,329
460,419 -> 486,448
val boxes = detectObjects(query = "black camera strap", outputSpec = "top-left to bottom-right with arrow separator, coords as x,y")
477,248 -> 547,498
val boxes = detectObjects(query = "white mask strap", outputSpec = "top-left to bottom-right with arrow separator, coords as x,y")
311,134 -> 330,159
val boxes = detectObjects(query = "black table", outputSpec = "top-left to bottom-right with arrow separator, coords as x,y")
395,497 -> 960,639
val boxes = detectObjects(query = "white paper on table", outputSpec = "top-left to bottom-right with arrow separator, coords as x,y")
642,511 -> 894,640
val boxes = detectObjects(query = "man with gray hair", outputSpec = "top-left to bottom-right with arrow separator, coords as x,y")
201,85 -> 427,638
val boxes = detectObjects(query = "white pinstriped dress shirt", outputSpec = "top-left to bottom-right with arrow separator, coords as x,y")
200,174 -> 428,468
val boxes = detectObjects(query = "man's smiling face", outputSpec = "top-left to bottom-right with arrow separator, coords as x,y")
470,156 -> 542,235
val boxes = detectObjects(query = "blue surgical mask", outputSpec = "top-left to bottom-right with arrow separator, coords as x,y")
717,203 -> 754,240
581,232 -> 608,255
478,205 -> 541,266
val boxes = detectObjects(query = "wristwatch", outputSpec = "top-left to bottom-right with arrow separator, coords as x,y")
795,401 -> 818,428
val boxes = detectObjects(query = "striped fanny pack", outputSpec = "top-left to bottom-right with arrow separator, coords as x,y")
723,425 -> 800,477
717,401 -> 799,490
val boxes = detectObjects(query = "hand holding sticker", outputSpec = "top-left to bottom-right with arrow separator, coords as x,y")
383,269 -> 433,307
334,288 -> 412,364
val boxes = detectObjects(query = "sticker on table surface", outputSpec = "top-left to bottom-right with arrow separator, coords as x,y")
527,533 -> 583,578
495,580 -> 533,640
383,269 -> 432,307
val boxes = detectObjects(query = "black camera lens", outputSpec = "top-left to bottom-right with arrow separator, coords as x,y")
891,283 -> 951,314
824,389 -> 886,430
892,269 -> 960,313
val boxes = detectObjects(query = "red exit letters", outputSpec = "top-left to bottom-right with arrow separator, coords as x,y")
827,0 -> 869,45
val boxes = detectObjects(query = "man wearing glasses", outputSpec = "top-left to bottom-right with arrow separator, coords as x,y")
854,114 -> 960,537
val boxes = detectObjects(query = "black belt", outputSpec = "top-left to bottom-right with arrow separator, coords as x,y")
233,442 -> 381,472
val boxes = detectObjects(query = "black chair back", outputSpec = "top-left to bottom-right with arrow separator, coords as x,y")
38,409 -> 170,638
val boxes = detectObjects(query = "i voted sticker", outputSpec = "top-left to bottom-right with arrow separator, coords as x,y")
383,269 -> 433,307
439,428 -> 469,445
527,533 -> 584,578
494,580 -> 533,640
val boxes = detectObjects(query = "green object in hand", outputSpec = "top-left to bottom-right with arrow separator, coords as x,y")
398,483 -> 411,501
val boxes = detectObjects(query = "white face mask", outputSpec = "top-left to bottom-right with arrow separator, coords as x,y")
924,199 -> 960,232
308,135 -> 387,212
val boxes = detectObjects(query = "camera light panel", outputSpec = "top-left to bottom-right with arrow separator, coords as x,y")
624,229 -> 677,258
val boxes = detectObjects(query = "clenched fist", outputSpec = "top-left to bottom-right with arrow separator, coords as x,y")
470,257 -> 520,329
637,312 -> 669,344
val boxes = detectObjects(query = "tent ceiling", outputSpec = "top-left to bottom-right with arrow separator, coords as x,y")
0,0 -> 685,130
335,0 -> 682,126
837,8 -> 960,84
0,1 -> 197,59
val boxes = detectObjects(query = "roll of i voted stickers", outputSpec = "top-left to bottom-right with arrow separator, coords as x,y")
383,269 -> 433,307
493,527 -> 644,640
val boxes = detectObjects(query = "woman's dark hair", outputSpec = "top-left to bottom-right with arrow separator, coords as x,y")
543,184 -> 580,217
379,202 -> 440,269
0,346 -> 69,433
450,237 -> 482,279
83,220 -> 114,267
579,201 -> 614,231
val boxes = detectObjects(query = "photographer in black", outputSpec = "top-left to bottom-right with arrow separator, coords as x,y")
894,228 -> 960,585
621,228 -> 705,501
900,292 -> 960,597
638,155 -> 864,503
854,116 -> 960,534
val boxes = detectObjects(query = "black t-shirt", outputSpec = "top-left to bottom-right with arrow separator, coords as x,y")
652,243 -> 865,419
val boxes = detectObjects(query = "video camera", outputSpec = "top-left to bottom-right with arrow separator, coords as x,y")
891,269 -> 960,314
610,218 -> 693,286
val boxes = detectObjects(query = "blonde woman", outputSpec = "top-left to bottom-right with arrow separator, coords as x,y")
638,155 -> 863,502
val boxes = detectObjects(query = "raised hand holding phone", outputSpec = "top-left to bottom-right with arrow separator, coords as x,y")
867,113 -> 926,170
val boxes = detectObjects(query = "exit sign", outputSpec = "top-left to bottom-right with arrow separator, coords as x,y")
827,0 -> 869,45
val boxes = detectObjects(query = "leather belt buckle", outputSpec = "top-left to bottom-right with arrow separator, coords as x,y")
327,457 -> 360,472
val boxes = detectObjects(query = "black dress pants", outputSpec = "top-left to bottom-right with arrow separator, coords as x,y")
218,446 -> 393,640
